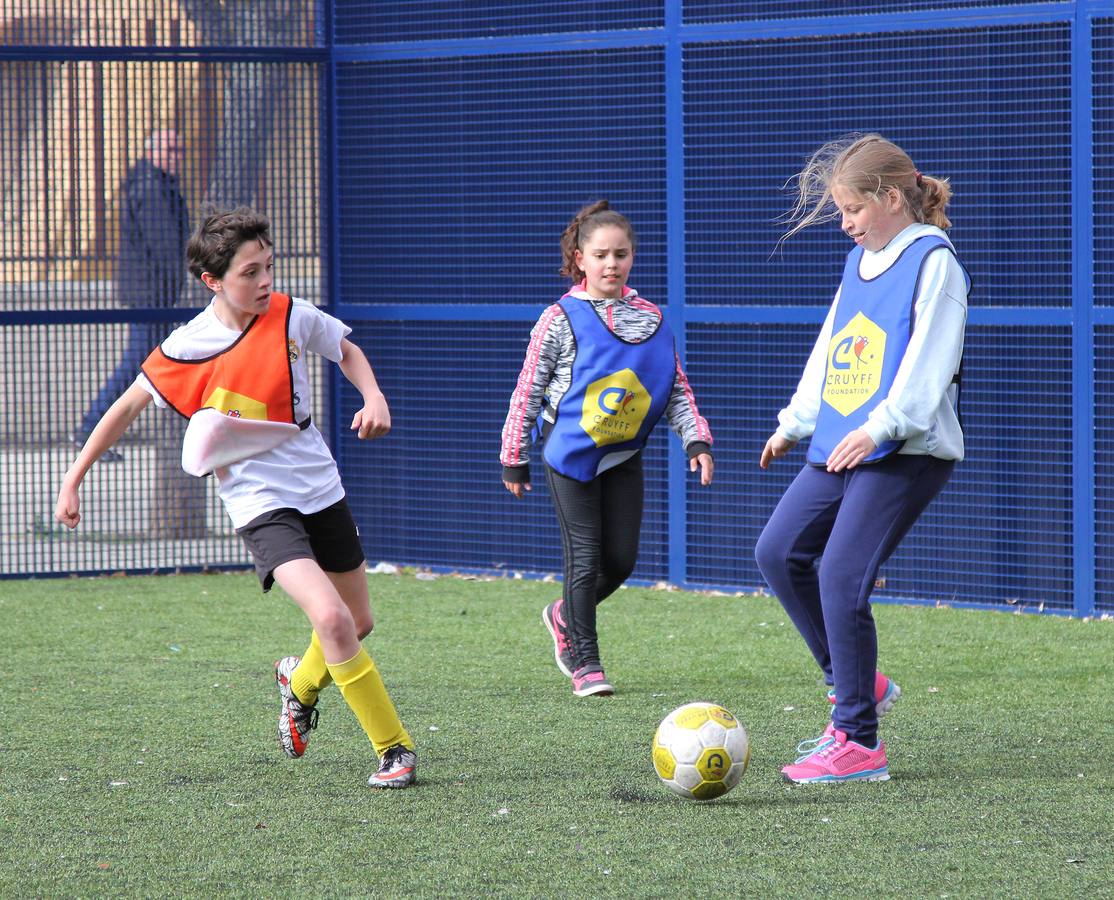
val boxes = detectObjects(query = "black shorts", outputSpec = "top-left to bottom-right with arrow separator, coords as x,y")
236,498 -> 366,591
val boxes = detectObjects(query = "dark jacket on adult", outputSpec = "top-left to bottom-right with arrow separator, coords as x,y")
115,158 -> 189,308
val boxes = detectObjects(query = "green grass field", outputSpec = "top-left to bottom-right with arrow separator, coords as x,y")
4,571 -> 1112,897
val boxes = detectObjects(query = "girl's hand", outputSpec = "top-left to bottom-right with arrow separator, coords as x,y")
826,429 -> 877,472
690,452 -> 714,486
351,393 -> 391,439
760,434 -> 797,469
55,482 -> 81,529
504,480 -> 531,499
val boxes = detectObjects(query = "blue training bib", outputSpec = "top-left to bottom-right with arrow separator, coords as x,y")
808,236 -> 964,465
542,297 -> 676,482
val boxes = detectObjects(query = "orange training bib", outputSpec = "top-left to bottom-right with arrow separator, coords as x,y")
141,292 -> 296,424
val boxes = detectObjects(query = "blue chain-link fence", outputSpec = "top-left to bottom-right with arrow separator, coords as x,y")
2,2 -> 1108,617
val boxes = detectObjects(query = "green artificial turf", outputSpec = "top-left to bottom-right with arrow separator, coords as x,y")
3,572 -> 1112,897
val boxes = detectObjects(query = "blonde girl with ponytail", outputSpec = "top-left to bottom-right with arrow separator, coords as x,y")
756,135 -> 970,784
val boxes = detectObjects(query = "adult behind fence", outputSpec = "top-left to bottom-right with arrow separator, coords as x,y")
71,127 -> 207,537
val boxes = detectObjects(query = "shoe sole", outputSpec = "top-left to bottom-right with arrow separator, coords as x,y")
368,773 -> 416,789
573,683 -> 614,697
275,659 -> 308,759
542,605 -> 575,678
782,767 -> 890,784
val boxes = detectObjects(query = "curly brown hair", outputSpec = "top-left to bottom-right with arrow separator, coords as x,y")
186,206 -> 273,281
559,200 -> 636,282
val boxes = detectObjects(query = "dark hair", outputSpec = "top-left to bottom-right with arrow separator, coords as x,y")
559,200 -> 636,282
186,206 -> 273,281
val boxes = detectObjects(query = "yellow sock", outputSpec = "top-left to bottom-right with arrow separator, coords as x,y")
327,647 -> 413,756
291,631 -> 333,705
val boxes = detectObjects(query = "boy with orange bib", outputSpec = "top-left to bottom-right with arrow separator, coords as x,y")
55,207 -> 417,788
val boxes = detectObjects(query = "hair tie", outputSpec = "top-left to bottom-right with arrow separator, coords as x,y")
914,170 -> 924,187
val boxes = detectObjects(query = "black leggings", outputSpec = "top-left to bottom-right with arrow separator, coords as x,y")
545,452 -> 643,670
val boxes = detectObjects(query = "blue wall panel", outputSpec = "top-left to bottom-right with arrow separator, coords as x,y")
684,1 -> 1054,24
333,1 -> 662,44
684,24 -> 1073,308
335,49 -> 667,307
1096,19 -> 1114,308
684,322 -> 814,591
328,7 -> 1094,615
1094,327 -> 1114,615
893,325 -> 1074,611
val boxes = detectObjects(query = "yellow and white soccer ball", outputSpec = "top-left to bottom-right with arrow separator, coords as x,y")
652,702 -> 750,801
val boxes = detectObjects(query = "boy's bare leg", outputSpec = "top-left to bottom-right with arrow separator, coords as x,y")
327,563 -> 374,638
274,559 -> 360,661
273,558 -> 412,758
283,564 -> 372,706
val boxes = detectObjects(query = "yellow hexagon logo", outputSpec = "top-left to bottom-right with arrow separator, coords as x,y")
652,741 -> 676,780
579,368 -> 651,448
707,706 -> 738,729
822,311 -> 887,416
690,780 -> 729,801
696,747 -> 730,781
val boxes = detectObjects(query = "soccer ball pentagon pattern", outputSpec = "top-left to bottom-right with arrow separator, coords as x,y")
652,702 -> 750,801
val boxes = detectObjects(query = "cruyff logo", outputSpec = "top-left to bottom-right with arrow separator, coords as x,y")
580,368 -> 651,448
598,387 -> 635,416
831,335 -> 870,370
823,311 -> 887,416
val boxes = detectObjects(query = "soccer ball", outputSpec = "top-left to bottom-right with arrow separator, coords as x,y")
652,702 -> 750,801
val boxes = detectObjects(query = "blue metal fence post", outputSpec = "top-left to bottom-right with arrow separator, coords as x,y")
664,0 -> 687,587
325,0 -> 343,458
1072,1 -> 1096,617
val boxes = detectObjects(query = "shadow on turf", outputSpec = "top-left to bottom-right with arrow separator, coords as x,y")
609,786 -> 781,807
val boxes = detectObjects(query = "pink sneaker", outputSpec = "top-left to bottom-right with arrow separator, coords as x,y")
826,670 -> 901,717
781,730 -> 889,784
542,600 -> 575,678
793,721 -> 837,763
571,665 -> 614,697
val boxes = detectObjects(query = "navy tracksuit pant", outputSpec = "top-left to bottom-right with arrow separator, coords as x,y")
755,453 -> 954,746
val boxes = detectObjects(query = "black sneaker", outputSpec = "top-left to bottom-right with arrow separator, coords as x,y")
368,743 -> 417,789
70,431 -> 123,463
274,656 -> 319,758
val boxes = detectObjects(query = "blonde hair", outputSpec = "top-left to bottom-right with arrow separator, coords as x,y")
559,199 -> 636,281
780,133 -> 953,242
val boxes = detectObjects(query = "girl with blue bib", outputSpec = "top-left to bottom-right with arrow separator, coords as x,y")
501,201 -> 715,697
755,135 -> 969,783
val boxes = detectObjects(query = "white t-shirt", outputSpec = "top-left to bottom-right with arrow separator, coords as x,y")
138,297 -> 351,528
776,224 -> 969,460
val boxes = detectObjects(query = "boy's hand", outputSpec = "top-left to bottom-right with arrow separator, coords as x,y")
55,483 -> 81,529
759,433 -> 797,469
689,452 -> 714,486
504,480 -> 531,498
351,393 -> 391,439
